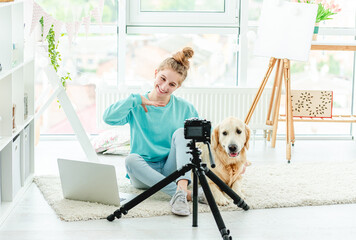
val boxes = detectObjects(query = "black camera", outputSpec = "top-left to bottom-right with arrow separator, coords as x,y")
184,118 -> 211,143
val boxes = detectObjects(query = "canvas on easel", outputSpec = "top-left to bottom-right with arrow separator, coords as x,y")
245,0 -> 317,162
253,0 -> 317,62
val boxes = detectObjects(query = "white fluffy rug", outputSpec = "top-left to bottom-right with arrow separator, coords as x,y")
34,161 -> 356,221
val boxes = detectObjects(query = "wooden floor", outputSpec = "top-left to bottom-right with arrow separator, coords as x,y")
1,138 -> 356,240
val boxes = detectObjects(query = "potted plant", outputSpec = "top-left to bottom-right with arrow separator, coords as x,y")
293,0 -> 342,40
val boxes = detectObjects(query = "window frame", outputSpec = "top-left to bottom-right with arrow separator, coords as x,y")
126,0 -> 240,28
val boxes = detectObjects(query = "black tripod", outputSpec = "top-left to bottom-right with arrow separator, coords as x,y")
107,140 -> 249,240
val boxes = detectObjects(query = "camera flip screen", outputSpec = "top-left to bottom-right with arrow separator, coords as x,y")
186,126 -> 203,137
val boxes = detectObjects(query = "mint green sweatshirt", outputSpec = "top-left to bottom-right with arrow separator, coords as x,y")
103,93 -> 199,162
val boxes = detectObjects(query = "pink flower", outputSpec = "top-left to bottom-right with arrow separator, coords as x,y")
332,3 -> 341,12
330,3 -> 336,10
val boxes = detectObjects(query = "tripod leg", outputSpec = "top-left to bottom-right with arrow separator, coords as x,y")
197,170 -> 231,240
107,164 -> 194,221
192,169 -> 198,227
203,165 -> 249,210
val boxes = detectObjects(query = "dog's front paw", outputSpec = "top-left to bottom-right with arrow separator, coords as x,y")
215,195 -> 230,206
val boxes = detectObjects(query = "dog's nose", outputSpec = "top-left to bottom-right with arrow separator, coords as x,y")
228,144 -> 238,152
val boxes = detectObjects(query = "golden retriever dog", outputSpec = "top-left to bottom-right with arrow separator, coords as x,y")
199,116 -> 250,206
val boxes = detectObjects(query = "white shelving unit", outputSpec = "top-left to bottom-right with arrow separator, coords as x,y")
0,0 -> 35,224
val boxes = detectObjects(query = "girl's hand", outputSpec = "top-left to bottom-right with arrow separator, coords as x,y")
140,95 -> 166,112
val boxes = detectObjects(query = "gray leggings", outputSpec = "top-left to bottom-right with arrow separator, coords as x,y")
125,128 -> 191,196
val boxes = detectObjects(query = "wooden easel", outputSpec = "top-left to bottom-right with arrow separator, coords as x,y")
245,57 -> 295,162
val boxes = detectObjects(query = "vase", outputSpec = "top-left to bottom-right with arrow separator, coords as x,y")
312,23 -> 319,41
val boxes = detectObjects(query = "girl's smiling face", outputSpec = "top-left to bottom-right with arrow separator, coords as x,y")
153,68 -> 181,97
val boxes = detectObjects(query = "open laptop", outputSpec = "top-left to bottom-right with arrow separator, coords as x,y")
58,158 -> 135,206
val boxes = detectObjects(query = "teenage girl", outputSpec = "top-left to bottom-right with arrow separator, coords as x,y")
103,47 -> 198,216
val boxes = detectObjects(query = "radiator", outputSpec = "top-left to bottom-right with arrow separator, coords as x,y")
96,87 -> 272,131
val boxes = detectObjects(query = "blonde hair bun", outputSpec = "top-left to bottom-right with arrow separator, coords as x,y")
173,47 -> 194,69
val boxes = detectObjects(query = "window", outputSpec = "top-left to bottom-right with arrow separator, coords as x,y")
140,0 -> 225,12
119,0 -> 241,89
35,0 -> 355,137
124,33 -> 238,88
35,0 -> 117,135
127,0 -> 239,27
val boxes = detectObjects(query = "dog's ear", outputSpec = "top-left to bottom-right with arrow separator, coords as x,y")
244,124 -> 251,150
212,125 -> 220,150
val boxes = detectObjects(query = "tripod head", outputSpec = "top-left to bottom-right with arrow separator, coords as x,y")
184,118 -> 215,168
186,139 -> 215,168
